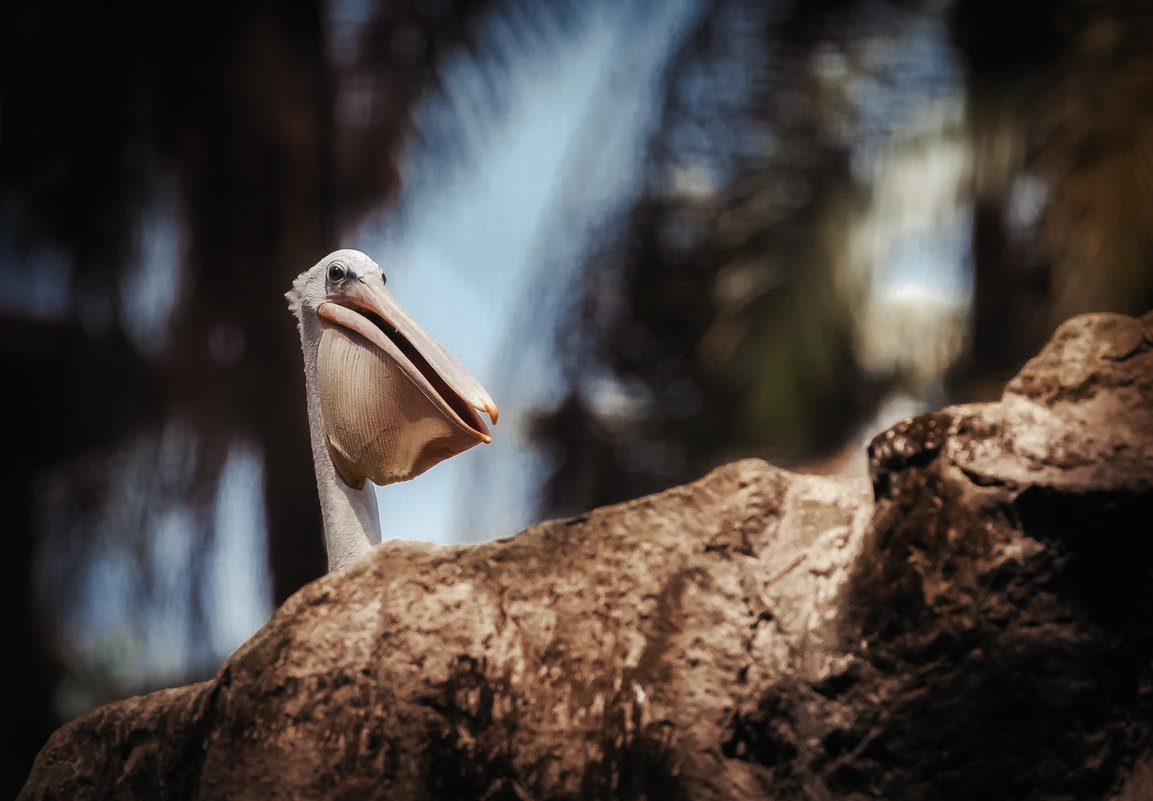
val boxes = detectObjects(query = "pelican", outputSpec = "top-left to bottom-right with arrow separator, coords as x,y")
286,249 -> 498,570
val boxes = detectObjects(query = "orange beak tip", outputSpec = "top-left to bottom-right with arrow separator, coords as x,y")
486,404 -> 500,425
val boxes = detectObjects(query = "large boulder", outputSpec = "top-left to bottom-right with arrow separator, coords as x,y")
20,311 -> 1153,800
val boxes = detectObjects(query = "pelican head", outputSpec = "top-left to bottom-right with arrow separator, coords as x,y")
287,249 -> 498,491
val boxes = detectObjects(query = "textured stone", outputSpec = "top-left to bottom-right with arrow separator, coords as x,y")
20,310 -> 1153,800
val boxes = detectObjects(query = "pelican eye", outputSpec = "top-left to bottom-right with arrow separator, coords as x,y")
327,262 -> 347,282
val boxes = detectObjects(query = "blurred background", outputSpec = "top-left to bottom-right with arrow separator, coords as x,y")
3,0 -> 1152,792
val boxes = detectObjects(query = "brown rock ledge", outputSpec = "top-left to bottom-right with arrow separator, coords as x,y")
20,310 -> 1153,800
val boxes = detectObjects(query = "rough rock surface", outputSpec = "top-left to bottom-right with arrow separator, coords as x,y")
20,311 -> 1153,801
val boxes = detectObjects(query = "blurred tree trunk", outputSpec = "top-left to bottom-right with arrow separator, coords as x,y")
0,318 -> 163,798
951,0 -> 1153,393
166,0 -> 337,602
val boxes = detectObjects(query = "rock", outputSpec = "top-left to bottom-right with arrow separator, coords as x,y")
19,310 -> 1153,800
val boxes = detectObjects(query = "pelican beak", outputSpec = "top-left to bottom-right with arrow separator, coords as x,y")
315,273 -> 499,488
